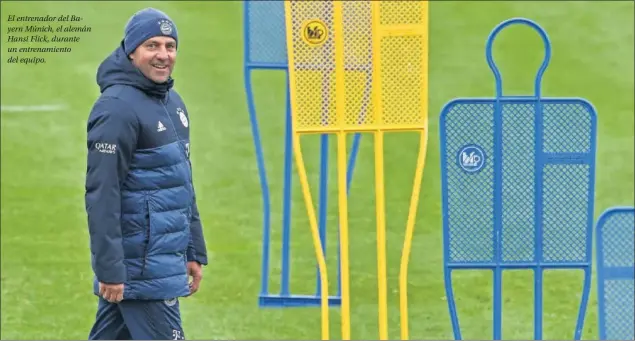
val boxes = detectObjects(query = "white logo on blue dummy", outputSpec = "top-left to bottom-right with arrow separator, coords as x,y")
457,144 -> 486,173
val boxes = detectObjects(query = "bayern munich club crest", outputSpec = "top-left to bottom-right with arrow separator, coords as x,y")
158,19 -> 173,35
176,108 -> 188,127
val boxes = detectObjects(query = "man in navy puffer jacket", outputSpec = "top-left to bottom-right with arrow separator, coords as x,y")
84,7 -> 207,340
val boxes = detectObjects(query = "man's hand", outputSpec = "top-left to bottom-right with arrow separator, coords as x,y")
99,282 -> 124,303
187,261 -> 203,295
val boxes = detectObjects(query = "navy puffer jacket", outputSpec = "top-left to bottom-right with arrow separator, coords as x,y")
85,43 -> 207,300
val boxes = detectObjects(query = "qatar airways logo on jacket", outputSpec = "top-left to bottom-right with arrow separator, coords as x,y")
95,142 -> 116,154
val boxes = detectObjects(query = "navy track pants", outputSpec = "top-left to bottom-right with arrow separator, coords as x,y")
88,296 -> 185,340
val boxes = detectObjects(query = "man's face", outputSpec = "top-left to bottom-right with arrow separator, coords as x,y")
129,36 -> 177,84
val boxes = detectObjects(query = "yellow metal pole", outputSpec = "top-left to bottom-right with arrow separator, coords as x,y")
399,2 -> 430,339
374,130 -> 389,340
399,129 -> 428,340
371,2 -> 389,339
292,133 -> 331,340
333,1 -> 351,339
336,131 -> 351,340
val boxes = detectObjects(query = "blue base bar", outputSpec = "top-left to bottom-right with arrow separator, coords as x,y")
258,294 -> 342,308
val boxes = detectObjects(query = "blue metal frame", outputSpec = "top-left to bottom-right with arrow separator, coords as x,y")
243,0 -> 363,308
439,18 -> 597,340
596,206 -> 635,340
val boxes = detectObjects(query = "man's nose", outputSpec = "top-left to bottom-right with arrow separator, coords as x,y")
155,48 -> 169,60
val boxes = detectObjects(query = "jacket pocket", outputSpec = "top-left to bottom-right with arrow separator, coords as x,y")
140,198 -> 152,277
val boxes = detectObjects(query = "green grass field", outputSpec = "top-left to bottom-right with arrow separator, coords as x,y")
1,1 -> 633,339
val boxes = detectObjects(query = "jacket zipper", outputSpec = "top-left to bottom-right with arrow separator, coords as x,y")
160,100 -> 194,193
140,199 -> 151,276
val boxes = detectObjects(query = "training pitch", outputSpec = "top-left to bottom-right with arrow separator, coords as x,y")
1,1 -> 633,339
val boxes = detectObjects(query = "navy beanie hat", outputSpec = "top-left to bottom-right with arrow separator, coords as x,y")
123,8 -> 178,55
